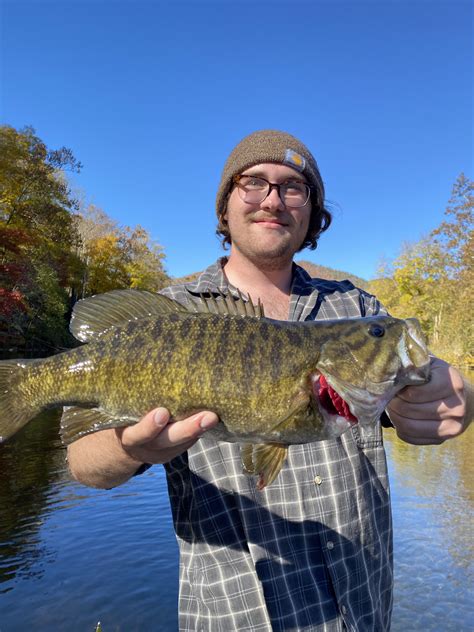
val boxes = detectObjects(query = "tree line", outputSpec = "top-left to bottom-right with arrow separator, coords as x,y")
368,173 -> 473,367
1,125 -> 472,366
0,125 -> 170,355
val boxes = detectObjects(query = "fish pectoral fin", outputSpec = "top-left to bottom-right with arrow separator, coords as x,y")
272,390 -> 313,432
240,443 -> 288,490
60,406 -> 133,444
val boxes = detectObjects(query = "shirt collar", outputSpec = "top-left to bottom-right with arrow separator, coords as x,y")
185,258 -> 320,321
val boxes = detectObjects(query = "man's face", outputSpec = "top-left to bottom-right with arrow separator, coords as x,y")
224,163 -> 312,268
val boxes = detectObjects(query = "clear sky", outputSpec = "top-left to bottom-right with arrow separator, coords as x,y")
1,0 -> 472,280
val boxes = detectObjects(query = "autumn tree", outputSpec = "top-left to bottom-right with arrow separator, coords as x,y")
430,174 -> 473,362
0,125 -> 83,353
0,125 -> 170,355
74,205 -> 170,296
121,225 -> 169,292
369,174 -> 473,366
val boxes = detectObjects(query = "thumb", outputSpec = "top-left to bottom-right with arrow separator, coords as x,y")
117,407 -> 171,448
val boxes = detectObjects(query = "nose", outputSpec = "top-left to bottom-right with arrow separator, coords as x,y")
261,184 -> 285,210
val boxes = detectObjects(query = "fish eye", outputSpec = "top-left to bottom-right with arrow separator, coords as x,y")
368,324 -> 385,338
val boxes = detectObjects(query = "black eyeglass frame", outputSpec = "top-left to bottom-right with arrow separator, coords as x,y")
232,174 -> 312,208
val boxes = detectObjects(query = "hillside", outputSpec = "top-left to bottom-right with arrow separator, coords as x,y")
295,260 -> 368,289
172,261 -> 367,289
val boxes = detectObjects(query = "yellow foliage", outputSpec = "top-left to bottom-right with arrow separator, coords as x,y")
369,175 -> 473,368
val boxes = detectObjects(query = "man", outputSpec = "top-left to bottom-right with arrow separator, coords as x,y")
67,130 -> 469,631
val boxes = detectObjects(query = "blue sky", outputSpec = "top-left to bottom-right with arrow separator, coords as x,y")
1,0 -> 472,280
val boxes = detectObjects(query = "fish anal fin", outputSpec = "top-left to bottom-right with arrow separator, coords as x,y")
240,443 -> 288,489
60,406 -> 133,444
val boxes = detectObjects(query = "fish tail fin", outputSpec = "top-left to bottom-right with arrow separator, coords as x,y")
0,360 -> 40,443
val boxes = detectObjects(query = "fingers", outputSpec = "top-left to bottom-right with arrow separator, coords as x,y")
117,408 -> 219,464
387,390 -> 465,421
397,358 -> 463,404
118,408 -> 170,446
387,413 -> 463,444
385,358 -> 469,445
164,410 -> 218,445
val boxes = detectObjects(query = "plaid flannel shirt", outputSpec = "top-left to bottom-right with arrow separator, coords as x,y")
160,259 -> 392,632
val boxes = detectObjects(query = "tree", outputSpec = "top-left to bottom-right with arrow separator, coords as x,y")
432,173 -> 473,276
121,225 -> 169,292
368,174 -> 473,366
0,126 -> 83,353
74,205 -> 170,296
0,125 -> 81,234
0,125 -> 170,354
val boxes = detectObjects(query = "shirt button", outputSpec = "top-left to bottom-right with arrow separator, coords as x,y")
326,541 -> 334,550
341,605 -> 347,614
314,475 -> 323,485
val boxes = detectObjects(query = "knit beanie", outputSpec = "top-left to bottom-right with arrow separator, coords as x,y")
215,129 -> 325,218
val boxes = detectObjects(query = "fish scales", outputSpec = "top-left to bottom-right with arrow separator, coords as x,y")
0,289 -> 433,487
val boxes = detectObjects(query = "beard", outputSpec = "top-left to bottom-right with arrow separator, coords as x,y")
229,231 -> 303,271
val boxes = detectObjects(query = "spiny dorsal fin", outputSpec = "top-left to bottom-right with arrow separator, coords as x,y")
70,290 -> 190,342
240,443 -> 288,489
187,289 -> 265,318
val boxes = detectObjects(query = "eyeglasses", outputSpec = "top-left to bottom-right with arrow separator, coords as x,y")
233,175 -> 311,208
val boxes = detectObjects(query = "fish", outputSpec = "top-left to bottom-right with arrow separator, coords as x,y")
0,289 -> 431,488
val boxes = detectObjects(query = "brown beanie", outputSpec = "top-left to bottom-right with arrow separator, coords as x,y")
216,129 -> 325,218
215,129 -> 330,251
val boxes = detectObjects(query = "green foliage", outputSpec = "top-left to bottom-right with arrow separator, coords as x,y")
0,126 -> 84,353
0,125 -> 170,356
369,174 -> 473,366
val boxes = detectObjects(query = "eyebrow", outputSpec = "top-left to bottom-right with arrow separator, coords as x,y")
242,169 -> 307,184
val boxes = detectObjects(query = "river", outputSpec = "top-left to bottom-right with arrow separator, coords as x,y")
0,407 -> 472,631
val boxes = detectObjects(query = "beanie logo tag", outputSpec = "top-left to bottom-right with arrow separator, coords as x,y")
284,149 -> 306,172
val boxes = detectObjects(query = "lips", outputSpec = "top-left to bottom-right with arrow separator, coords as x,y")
253,216 -> 288,227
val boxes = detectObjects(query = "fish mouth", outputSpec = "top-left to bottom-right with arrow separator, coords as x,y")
312,372 -> 392,428
312,374 -> 358,425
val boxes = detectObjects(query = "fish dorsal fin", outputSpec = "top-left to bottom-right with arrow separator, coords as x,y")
70,290 -> 190,342
186,288 -> 265,318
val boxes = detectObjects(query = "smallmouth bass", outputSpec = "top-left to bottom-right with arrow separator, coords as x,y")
0,289 -> 431,488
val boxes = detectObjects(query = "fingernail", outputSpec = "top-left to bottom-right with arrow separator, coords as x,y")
153,408 -> 168,427
200,413 -> 217,430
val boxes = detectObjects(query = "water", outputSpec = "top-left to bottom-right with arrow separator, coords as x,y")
0,410 -> 472,631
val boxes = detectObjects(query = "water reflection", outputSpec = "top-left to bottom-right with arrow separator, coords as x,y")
384,423 -> 473,631
0,401 -> 472,630
0,410 -> 66,589
386,425 -> 473,567
0,411 -> 179,631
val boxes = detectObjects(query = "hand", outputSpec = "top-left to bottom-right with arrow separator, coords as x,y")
386,357 -> 470,445
115,407 -> 219,464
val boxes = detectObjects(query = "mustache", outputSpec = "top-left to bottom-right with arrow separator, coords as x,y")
251,213 -> 291,225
